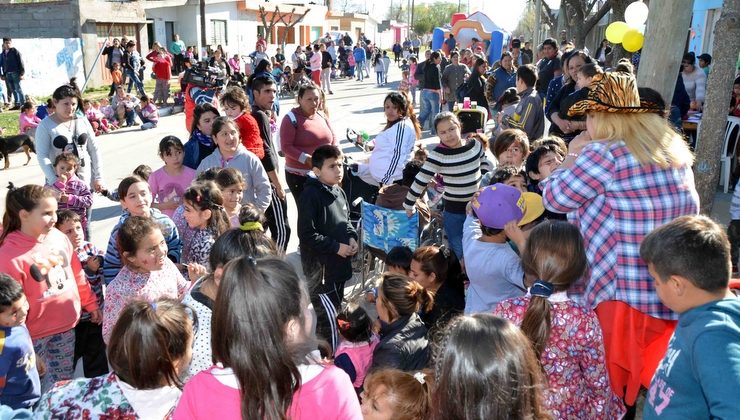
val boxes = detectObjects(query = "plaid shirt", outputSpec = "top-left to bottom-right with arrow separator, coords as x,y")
53,175 -> 93,231
541,141 -> 699,320
76,241 -> 105,321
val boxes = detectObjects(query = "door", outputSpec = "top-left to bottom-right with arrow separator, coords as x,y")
146,21 -> 154,49
165,21 -> 175,48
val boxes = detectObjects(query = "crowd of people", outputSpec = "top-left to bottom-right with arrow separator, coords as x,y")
0,25 -> 739,420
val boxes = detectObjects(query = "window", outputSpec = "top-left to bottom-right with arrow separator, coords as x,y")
96,23 -> 137,39
211,20 -> 227,46
276,26 -> 295,44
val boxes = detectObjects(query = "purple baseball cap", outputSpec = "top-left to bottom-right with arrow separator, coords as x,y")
472,183 -> 525,229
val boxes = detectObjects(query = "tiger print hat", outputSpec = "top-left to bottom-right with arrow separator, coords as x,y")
568,71 -> 663,116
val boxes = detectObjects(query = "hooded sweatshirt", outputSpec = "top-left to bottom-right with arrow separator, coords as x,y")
0,229 -> 99,340
644,298 -> 740,419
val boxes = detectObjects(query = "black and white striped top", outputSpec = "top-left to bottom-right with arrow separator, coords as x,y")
404,139 -> 491,214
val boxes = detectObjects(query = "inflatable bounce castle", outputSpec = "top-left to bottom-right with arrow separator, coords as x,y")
431,11 -> 510,65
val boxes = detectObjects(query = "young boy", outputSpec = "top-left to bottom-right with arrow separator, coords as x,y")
138,95 -> 159,130
0,273 -> 40,410
462,183 -> 543,314
487,165 -> 528,192
297,144 -> 358,352
55,210 -> 108,379
525,143 -> 565,194
109,62 -> 123,97
52,154 -> 93,238
640,215 -> 740,419
219,86 -> 265,160
502,64 -> 544,141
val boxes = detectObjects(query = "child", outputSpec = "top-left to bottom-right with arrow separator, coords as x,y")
182,204 -> 276,378
181,181 -> 230,270
374,54 -> 385,87
84,99 -> 111,136
215,167 -> 245,227
138,95 -> 159,130
196,117 -> 271,213
219,86 -> 265,160
641,215 -> 740,419
97,98 -> 117,129
298,144 -> 358,353
54,210 -> 108,378
19,101 -> 41,136
0,273 -> 40,410
408,56 -> 419,106
102,216 -> 191,344
463,183 -> 542,313
399,70 -> 411,95
334,303 -> 379,394
494,87 -> 520,136
410,246 -> 465,335
51,154 -> 93,238
102,176 -> 182,285
108,62 -> 123,98
0,184 -> 100,393
404,112 -> 491,261
149,136 -> 196,218
400,58 -> 410,73
381,50 -> 392,85
145,43 -> 173,106
35,98 -> 54,120
487,165 -> 528,191
174,257 -> 362,418
494,221 -> 625,418
525,142 -> 565,194
361,369 -> 432,419
101,164 -> 151,201
502,64 -> 544,141
492,128 -> 530,168
386,245 -> 413,275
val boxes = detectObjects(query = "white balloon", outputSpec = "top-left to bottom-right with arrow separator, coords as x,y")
625,1 -> 649,27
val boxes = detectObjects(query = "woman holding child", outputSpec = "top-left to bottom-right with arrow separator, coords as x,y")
540,71 -> 699,408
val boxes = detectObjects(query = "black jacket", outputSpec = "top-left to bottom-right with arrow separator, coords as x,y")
422,61 -> 442,90
0,47 -> 24,76
420,279 -> 465,336
298,176 -> 357,290
372,313 -> 430,372
251,107 -> 278,173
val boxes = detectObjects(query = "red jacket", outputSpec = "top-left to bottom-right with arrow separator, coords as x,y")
146,50 -> 173,81
235,112 -> 265,159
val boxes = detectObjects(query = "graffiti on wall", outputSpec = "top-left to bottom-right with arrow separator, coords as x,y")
13,38 -> 85,97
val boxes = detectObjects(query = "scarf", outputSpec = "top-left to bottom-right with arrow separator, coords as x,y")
192,128 -> 213,148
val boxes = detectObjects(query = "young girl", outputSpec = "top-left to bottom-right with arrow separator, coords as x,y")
19,101 -> 41,136
430,314 -> 549,419
138,95 -> 159,130
83,99 -> 111,136
408,56 -> 419,106
399,70 -> 411,95
51,154 -> 93,238
103,216 -> 191,344
181,181 -> 230,270
183,103 -> 220,170
36,298 -> 195,418
182,204 -> 276,378
174,257 -> 362,419
334,303 -> 379,394
374,53 -> 384,86
494,87 -> 520,136
215,167 -> 245,227
372,274 -> 432,372
0,184 -> 100,393
102,176 -> 182,285
196,116 -> 271,213
494,221 -> 625,418
404,112 -> 491,261
492,128 -> 530,168
361,369 -> 433,419
409,245 -> 465,335
149,136 -> 196,218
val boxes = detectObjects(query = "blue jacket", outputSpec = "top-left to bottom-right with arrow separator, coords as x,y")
353,47 -> 366,63
490,66 -> 516,104
0,325 -> 39,409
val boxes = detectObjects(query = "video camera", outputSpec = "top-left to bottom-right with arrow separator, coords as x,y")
183,61 -> 226,88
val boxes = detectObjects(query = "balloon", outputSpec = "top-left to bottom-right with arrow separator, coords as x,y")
622,29 -> 644,52
625,1 -> 650,27
605,21 -> 629,44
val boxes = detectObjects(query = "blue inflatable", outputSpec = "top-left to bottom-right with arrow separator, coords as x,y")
432,27 -> 445,51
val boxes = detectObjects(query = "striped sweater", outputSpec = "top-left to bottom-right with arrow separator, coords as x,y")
404,140 -> 491,213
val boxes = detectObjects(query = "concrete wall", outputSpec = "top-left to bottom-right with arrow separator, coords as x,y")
689,0 -> 723,56
0,0 -> 79,39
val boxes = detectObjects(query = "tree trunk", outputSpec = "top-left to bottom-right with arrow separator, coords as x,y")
693,0 -> 740,214
636,0 -> 693,104
609,0 -> 629,64
200,0 -> 207,49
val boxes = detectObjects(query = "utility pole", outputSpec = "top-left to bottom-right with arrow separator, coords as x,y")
411,0 -> 415,35
200,0 -> 207,54
534,0 -> 542,48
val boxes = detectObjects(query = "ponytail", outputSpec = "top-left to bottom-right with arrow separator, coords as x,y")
1,183 -> 55,246
378,274 -> 435,320
409,280 -> 435,313
520,285 -> 553,358
183,181 -> 230,236
412,245 -> 463,294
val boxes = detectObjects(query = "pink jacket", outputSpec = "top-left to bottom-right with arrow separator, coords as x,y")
335,335 -> 379,388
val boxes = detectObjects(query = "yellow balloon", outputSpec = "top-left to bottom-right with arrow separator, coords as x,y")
622,29 -> 644,52
605,21 -> 629,44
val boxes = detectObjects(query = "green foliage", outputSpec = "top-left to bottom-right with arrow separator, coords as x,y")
412,1 -> 458,35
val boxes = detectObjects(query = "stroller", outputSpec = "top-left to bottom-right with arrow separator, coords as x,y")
287,68 -> 311,95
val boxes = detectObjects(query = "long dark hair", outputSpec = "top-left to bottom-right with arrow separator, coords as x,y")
0,183 -> 55,246
412,245 -> 463,294
211,257 -> 316,420
383,92 -> 421,139
431,314 -> 550,420
183,181 -> 230,236
520,221 -> 588,358
189,103 -> 220,135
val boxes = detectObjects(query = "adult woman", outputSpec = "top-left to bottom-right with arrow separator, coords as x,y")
441,51 -> 470,111
541,72 -> 699,408
102,38 -> 125,79
292,45 -> 306,70
35,81 -> 105,193
371,274 -> 432,372
464,57 -> 489,113
681,52 -> 707,110
547,50 -> 593,141
35,299 -> 195,418
183,103 -> 220,170
417,51 -> 443,135
208,49 -> 232,80
485,51 -> 517,117
594,39 -> 612,68
409,246 -> 464,335
430,314 -> 549,419
279,83 -> 337,207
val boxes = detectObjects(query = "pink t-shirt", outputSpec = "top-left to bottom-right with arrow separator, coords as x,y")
148,166 -> 196,218
173,364 -> 362,419
19,113 -> 41,133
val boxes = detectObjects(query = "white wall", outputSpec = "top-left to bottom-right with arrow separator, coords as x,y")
13,38 -> 86,97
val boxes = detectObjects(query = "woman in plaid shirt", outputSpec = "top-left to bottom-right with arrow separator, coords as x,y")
540,72 -> 699,409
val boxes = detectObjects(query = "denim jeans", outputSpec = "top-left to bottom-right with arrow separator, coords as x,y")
419,89 -> 441,134
376,71 -> 384,85
356,61 -> 365,81
125,68 -> 145,96
443,209 -> 466,261
5,71 -> 24,105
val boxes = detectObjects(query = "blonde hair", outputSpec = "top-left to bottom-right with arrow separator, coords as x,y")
589,112 -> 694,168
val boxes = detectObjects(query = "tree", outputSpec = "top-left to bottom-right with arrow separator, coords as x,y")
559,0 -> 612,48
387,1 -> 407,22
693,0 -> 740,214
411,2 -> 458,35
277,7 -> 312,48
257,6 -> 282,44
514,2 -> 537,40
607,0 -> 630,64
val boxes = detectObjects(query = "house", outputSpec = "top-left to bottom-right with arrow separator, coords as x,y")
326,12 -> 380,47
688,0 -> 723,57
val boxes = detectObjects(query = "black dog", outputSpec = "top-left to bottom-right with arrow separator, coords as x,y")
0,134 -> 36,170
